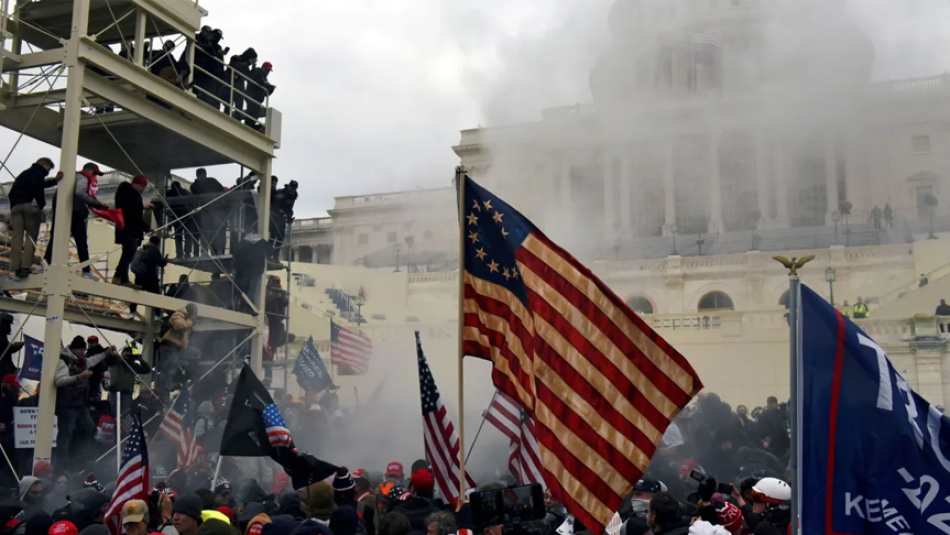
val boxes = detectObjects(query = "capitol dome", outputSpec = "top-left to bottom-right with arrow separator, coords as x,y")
589,0 -> 875,103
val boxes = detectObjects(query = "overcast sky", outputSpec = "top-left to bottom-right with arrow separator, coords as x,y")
0,0 -> 948,217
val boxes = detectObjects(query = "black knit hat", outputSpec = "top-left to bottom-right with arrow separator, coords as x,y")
332,467 -> 355,493
173,495 -> 203,522
68,336 -> 86,350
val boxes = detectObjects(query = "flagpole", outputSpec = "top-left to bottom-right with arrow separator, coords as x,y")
455,166 -> 468,505
773,255 -> 812,535
116,395 -> 122,474
465,390 -> 497,465
212,455 -> 223,487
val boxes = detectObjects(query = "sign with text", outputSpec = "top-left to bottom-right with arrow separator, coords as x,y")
14,408 -> 57,448
293,336 -> 332,394
18,335 -> 43,381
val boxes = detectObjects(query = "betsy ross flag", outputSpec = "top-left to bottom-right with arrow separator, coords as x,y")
459,175 -> 702,533
415,331 -> 476,503
104,412 -> 149,535
331,322 -> 372,375
159,389 -> 198,469
484,391 -> 543,486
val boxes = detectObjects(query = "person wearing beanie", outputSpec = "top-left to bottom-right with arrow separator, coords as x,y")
712,495 -> 743,535
173,495 -> 204,535
82,474 -> 102,493
301,482 -> 334,524
113,174 -> 153,287
332,468 -> 356,507
31,461 -> 53,479
54,335 -> 112,472
392,470 -> 438,533
211,479 -> 232,507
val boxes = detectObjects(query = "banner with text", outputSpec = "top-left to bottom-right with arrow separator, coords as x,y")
802,284 -> 950,534
18,335 -> 43,381
14,408 -> 57,448
293,336 -> 332,394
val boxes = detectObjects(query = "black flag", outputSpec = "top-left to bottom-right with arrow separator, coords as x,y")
219,366 -> 337,487
292,337 -> 332,394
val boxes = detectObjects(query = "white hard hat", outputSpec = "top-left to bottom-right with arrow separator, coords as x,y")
752,477 -> 791,504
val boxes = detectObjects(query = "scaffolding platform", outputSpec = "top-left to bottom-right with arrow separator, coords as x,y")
0,0 -> 285,462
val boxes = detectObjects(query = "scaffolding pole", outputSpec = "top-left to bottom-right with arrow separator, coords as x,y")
250,162 -> 273,376
34,0 -> 91,466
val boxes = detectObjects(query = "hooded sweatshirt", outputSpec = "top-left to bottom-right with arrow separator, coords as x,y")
18,477 -> 42,515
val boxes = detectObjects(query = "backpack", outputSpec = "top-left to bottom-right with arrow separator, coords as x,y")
130,248 -> 148,278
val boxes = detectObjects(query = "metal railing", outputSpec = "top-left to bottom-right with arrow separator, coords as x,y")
191,44 -> 272,127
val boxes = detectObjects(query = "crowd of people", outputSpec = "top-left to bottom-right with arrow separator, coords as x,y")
0,386 -> 793,535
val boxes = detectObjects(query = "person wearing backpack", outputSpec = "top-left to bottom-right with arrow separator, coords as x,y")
130,236 -> 168,317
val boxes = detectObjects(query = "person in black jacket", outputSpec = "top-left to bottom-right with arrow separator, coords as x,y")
130,236 -> 168,317
191,169 -> 228,255
114,176 -> 153,286
392,470 -> 439,533
166,181 -> 198,258
244,62 -> 275,130
225,48 -> 257,117
8,158 -> 62,277
233,233 -> 270,311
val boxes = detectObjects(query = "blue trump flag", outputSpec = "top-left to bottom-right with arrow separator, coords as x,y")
19,335 -> 42,381
802,284 -> 950,534
292,336 -> 332,394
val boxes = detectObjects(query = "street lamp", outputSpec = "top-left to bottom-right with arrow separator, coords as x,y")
825,266 -> 837,306
671,225 -> 678,255
832,211 -> 840,244
393,243 -> 401,272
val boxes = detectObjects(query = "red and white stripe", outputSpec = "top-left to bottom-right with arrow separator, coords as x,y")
159,408 -> 197,469
332,325 -> 372,374
485,391 -> 544,486
423,395 -> 476,503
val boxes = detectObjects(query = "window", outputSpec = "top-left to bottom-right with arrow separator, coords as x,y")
698,291 -> 734,311
358,233 -> 369,246
913,135 -> 931,154
387,231 -> 397,243
626,297 -> 654,315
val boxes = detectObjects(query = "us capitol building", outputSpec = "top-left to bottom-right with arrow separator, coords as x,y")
26,0 -> 950,408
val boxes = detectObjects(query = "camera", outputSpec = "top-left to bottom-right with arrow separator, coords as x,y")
471,484 -> 546,535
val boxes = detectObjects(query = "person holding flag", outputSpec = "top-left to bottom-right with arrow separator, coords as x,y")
159,388 -> 198,470
219,366 -> 338,490
104,411 -> 149,535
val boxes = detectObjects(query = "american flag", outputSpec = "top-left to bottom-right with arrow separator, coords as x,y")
331,322 -> 372,374
692,28 -> 723,47
415,331 -> 476,503
159,389 -> 198,469
104,412 -> 149,535
459,176 -> 703,533
484,391 -> 543,486
263,403 -> 293,449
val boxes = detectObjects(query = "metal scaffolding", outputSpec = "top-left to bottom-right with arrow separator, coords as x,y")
0,0 -> 283,466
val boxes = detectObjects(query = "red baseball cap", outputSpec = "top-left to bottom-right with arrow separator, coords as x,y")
385,462 -> 403,477
131,175 -> 148,186
49,521 -> 78,535
262,61 -> 273,72
82,163 -> 105,176
410,469 -> 434,495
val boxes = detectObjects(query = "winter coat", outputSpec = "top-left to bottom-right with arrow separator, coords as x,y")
54,348 -> 108,409
86,344 -> 109,404
114,181 -> 146,244
162,307 -> 194,348
133,243 -> 167,280
68,489 -> 110,532
108,353 -> 151,394
8,163 -> 57,209
52,171 -> 106,217
166,182 -> 192,218
191,177 -> 226,196
233,237 -> 270,282
392,497 -> 438,533
245,68 -> 274,119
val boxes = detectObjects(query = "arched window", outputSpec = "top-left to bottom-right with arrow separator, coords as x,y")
698,291 -> 734,311
626,296 -> 654,315
779,290 -> 789,309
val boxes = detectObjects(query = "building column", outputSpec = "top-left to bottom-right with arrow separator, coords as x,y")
775,135 -> 790,225
663,140 -> 676,235
755,129 -> 770,227
560,155 -> 572,233
619,150 -> 632,237
709,131 -> 724,233
825,133 -> 838,225
603,150 -> 615,236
